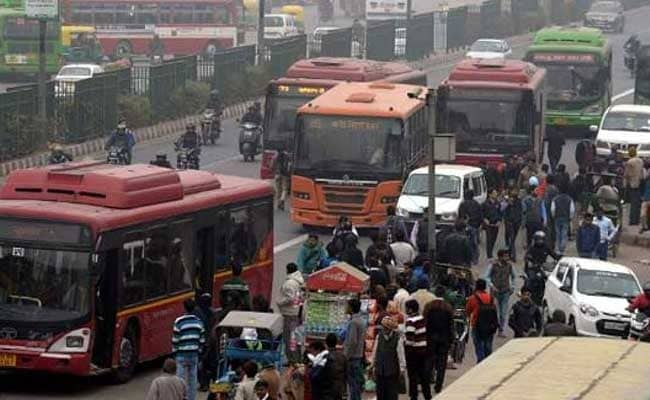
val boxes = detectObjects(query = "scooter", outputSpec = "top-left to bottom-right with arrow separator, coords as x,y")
239,122 -> 261,162
200,108 -> 221,145
107,146 -> 129,165
175,145 -> 200,170
522,263 -> 549,308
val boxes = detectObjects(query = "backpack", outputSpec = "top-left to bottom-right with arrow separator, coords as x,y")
523,196 -> 542,225
474,294 -> 499,340
379,217 -> 397,244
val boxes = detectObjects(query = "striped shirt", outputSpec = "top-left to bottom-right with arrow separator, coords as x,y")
404,315 -> 427,352
172,314 -> 205,354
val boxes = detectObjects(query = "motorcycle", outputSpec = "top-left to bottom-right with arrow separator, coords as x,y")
624,47 -> 636,77
450,308 -> 469,364
175,145 -> 200,170
522,263 -> 549,307
107,146 -> 129,165
239,122 -> 261,162
200,108 -> 221,145
629,311 -> 650,341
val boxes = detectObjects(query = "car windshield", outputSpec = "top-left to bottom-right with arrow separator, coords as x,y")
58,66 -> 92,77
445,88 -> 531,154
0,246 -> 91,322
470,40 -> 503,52
402,173 -> 461,198
295,115 -> 402,176
591,2 -> 619,12
540,63 -> 603,101
577,269 -> 641,298
265,94 -> 311,145
265,16 -> 285,27
601,111 -> 650,131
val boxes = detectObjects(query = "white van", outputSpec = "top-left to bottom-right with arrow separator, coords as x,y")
396,164 -> 487,224
593,104 -> 650,159
264,14 -> 299,39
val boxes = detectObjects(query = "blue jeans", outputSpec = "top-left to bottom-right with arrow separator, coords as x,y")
347,358 -> 365,400
555,219 -> 570,254
596,241 -> 609,261
493,290 -> 512,333
472,329 -> 494,363
176,352 -> 198,400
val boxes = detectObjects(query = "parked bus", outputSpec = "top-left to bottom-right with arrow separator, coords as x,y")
438,337 -> 650,399
634,45 -> 650,105
0,7 -> 62,75
261,57 -> 428,178
68,0 -> 243,58
525,26 -> 611,138
0,162 -> 273,381
437,58 -> 546,166
291,82 -> 431,228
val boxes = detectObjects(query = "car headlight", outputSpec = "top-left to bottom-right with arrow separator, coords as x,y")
440,212 -> 457,222
596,140 -> 610,149
584,103 -> 603,114
396,207 -> 408,217
579,303 -> 599,317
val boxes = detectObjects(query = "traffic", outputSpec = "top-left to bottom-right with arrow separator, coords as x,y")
2,0 -> 650,399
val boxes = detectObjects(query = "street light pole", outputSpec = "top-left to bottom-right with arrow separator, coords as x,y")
257,0 -> 265,65
38,18 -> 47,118
427,88 -> 437,261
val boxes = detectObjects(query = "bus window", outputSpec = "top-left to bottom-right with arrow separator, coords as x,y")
229,202 -> 272,266
174,4 -> 194,24
215,5 -> 231,24
168,222 -> 193,294
93,4 -> 115,24
195,4 -> 214,23
121,228 -> 170,305
160,4 -> 173,24
122,239 -> 146,306
115,4 -> 136,24
136,4 -> 158,24
215,213 -> 230,271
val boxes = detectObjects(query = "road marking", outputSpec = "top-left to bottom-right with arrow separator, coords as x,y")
273,234 -> 308,254
612,88 -> 634,102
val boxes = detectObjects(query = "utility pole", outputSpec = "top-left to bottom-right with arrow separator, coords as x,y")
38,18 -> 47,118
407,0 -> 413,20
257,0 -> 265,65
426,88 -> 437,261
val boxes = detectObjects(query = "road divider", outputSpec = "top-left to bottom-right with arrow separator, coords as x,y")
274,234 -> 308,254
612,88 -> 634,102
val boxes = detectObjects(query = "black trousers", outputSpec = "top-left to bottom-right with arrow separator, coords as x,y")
525,221 -> 544,247
376,373 -> 400,400
629,188 -> 642,225
505,222 -> 520,261
406,350 -> 432,400
429,341 -> 450,393
485,225 -> 499,259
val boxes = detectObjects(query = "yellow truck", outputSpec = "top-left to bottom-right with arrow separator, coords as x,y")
438,337 -> 650,400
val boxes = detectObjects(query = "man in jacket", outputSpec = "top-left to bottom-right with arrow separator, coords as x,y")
577,212 -> 600,258
326,333 -> 347,400
423,286 -> 455,394
458,189 -> 483,264
624,146 -> 645,225
440,222 -> 472,267
465,279 -> 495,363
276,263 -> 304,363
522,178 -> 547,247
380,205 -> 408,245
551,185 -> 575,254
146,359 -> 187,400
502,187 -> 523,261
485,249 -> 516,337
547,129 -> 565,174
409,275 -> 436,314
508,287 -> 542,338
404,299 -> 430,400
542,310 -> 576,337
296,234 -> 328,278
543,175 -> 560,248
571,167 -> 592,236
343,298 -> 367,400
482,188 -> 502,259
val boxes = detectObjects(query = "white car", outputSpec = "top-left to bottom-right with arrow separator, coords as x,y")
543,257 -> 642,338
395,164 -> 487,224
264,14 -> 299,39
466,39 -> 512,60
593,104 -> 650,159
54,63 -> 104,96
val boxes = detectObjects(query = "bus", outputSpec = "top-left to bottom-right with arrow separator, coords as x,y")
0,7 -> 62,76
634,45 -> 650,105
290,82 -> 431,228
0,162 -> 273,381
261,57 -> 428,179
68,0 -> 243,58
524,26 -> 612,138
438,337 -> 650,399
437,58 -> 547,166
365,0 -> 408,22
60,25 -> 103,63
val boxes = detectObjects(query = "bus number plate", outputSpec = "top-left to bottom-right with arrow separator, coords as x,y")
554,117 -> 568,126
5,54 -> 27,65
0,353 -> 17,367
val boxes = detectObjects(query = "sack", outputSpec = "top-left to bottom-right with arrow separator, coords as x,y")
474,294 -> 499,340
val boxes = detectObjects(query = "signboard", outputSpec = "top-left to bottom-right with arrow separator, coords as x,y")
531,53 -> 596,63
306,262 -> 370,293
305,115 -> 390,133
433,134 -> 456,161
447,88 -> 523,102
0,220 -> 91,245
277,84 -> 327,97
25,0 -> 58,19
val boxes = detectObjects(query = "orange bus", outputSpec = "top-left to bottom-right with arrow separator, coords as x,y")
0,162 -> 272,381
290,82 -> 430,228
261,57 -> 428,178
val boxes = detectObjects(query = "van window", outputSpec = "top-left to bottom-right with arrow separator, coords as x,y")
265,16 -> 285,27
472,175 -> 483,197
463,176 -> 470,196
555,262 -> 568,281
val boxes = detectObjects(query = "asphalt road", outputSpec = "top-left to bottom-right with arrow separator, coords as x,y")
3,5 -> 650,399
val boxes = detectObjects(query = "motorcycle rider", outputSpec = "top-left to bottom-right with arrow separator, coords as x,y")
242,102 -> 263,126
48,143 -> 73,164
105,119 -> 136,164
625,34 -> 641,55
176,123 -> 201,150
150,152 -> 173,168
628,282 -> 650,317
207,89 -> 223,113
525,231 -> 560,272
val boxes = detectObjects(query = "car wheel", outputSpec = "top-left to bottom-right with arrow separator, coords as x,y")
568,315 -> 578,336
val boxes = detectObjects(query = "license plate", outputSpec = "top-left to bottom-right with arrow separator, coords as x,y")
5,54 -> 27,64
0,353 -> 16,367
604,321 -> 626,331
554,117 -> 568,126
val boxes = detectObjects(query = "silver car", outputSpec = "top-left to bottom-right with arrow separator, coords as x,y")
584,1 -> 624,33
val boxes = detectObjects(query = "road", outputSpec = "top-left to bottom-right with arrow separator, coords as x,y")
2,5 -> 650,398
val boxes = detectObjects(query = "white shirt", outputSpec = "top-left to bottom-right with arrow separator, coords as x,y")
595,216 -> 617,243
390,241 -> 416,269
393,288 -> 410,315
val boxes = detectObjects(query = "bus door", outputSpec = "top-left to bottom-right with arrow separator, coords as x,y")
92,246 -> 120,369
195,225 -> 216,296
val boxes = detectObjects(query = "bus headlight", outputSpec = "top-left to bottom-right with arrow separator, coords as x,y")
293,191 -> 310,200
48,328 -> 91,353
584,103 -> 603,114
380,196 -> 398,204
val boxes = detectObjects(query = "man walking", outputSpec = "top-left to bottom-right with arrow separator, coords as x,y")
404,299 -> 431,400
547,129 -> 565,174
551,185 -> 575,254
577,212 -> 600,258
508,287 -> 542,338
273,149 -> 291,211
482,188 -> 502,259
502,187 -> 523,261
465,279 -> 497,363
276,262 -> 304,363
458,189 -> 483,264
423,286 -> 455,394
522,177 -> 547,247
172,299 -> 205,400
594,208 -> 616,261
220,262 -> 251,311
145,359 -> 187,400
485,249 -> 516,338
624,146 -> 645,225
343,298 -> 367,400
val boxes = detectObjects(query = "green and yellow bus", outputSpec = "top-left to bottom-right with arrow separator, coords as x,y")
0,4 -> 62,76
525,26 -> 612,137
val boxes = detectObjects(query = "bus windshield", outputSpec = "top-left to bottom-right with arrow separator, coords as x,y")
265,94 -> 310,146
4,17 -> 59,40
295,115 -> 402,176
445,88 -> 531,154
540,63 -> 603,101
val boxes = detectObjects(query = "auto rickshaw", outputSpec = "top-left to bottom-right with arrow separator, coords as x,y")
281,5 -> 305,33
60,25 -> 103,63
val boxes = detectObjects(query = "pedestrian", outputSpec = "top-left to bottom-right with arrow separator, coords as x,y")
551,184 -> 575,254
439,221 -> 472,267
577,212 -> 600,258
276,262 -> 305,363
465,279 -> 498,363
543,175 -> 559,248
502,187 -> 523,261
366,231 -> 396,267
258,364 -> 281,400
254,380 -> 271,400
642,162 -> 650,233
341,234 -> 365,270
624,146 -> 645,225
508,286 -> 542,338
234,361 -> 259,400
333,215 -> 359,237
409,275 -> 435,314
555,164 -> 571,192
343,298 -> 367,400
480,160 -> 503,192
542,310 -> 576,337
594,208 -> 617,261
423,286 -> 455,394
220,261 -> 251,311
307,340 -> 337,400
482,188 -> 502,259
380,205 -> 409,245
325,333 -> 347,400
547,129 -> 565,174
458,189 -> 483,264
390,229 -> 416,271
273,149 -> 291,211
296,233 -> 328,278
403,299 -> 431,400
536,164 -> 550,196
172,299 -> 205,400
522,177 -> 547,247
504,156 -> 522,188
370,316 -> 405,400
368,256 -> 389,289
485,249 -> 516,338
394,273 -> 411,315
410,208 -> 430,254
517,158 -> 538,190
145,358 -> 187,400
195,293 -> 215,392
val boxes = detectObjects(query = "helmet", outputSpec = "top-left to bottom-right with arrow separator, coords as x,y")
117,119 -> 127,130
533,230 -> 546,244
528,176 -> 539,187
643,281 -> 650,293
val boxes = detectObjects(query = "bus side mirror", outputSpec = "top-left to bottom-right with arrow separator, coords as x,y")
589,125 -> 598,133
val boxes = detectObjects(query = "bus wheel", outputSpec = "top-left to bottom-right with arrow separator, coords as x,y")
113,325 -> 138,384
204,40 -> 220,56
114,40 -> 133,59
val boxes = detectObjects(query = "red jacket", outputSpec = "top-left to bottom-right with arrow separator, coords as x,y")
465,290 -> 493,327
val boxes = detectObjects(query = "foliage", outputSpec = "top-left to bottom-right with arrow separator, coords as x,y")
117,95 -> 152,129
169,81 -> 211,119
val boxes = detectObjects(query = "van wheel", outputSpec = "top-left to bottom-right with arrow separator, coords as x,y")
112,325 -> 138,383
568,316 -> 577,336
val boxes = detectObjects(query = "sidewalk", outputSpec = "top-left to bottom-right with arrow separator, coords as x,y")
612,205 -> 650,249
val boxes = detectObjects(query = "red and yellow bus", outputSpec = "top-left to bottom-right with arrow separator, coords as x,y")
290,82 -> 430,228
0,162 -> 272,381
437,59 -> 547,166
261,57 -> 428,179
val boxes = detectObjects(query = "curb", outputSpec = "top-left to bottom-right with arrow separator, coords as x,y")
620,231 -> 650,249
0,99 -> 257,177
